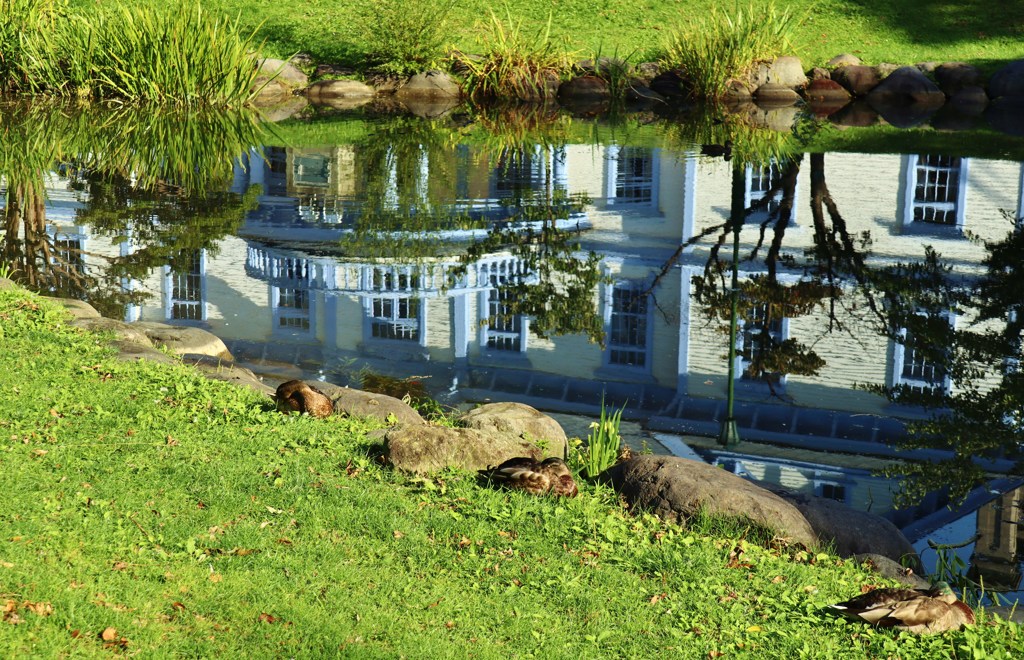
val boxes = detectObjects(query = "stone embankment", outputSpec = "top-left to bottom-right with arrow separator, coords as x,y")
252,54 -> 1024,136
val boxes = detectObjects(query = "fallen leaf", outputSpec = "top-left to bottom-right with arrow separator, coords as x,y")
0,561 -> 13,568
771,575 -> 785,583
393,530 -> 405,539
100,627 -> 118,641
70,630 -> 81,638
276,538 -> 293,546
171,602 -> 186,611
24,601 -> 52,616
165,436 -> 178,446
112,562 -> 128,571
258,612 -> 277,624
709,651 -> 725,658
208,574 -> 223,583
31,449 -> 48,457
445,621 -> 455,629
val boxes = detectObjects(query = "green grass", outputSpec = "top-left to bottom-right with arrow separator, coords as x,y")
2,286 -> 1022,656
66,0 -> 1024,77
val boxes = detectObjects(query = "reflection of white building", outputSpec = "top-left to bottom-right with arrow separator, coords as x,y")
12,143 -> 1023,470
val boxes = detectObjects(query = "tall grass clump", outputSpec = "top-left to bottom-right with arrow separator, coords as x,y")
82,1 -> 265,106
455,8 -> 573,102
1,0 -> 264,106
581,398 -> 625,479
0,0 -> 69,94
355,0 -> 455,76
660,0 -> 801,101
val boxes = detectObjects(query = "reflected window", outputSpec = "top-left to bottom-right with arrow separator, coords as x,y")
293,154 -> 330,187
274,287 -> 311,333
892,314 -> 954,395
606,283 -> 649,368
482,273 -> 527,353
818,482 -> 847,503
738,302 -> 787,383
745,160 -> 797,225
606,146 -> 658,206
903,154 -> 968,230
52,234 -> 86,292
491,146 -> 567,199
370,296 -> 420,341
166,250 -> 205,322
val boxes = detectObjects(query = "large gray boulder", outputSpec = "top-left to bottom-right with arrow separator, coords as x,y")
71,317 -> 152,346
182,355 -> 275,397
748,56 -> 807,89
600,455 -> 819,548
460,402 -> 568,459
558,75 -> 611,101
134,322 -> 232,361
866,66 -> 946,107
831,65 -> 880,96
396,71 -> 462,100
53,297 -> 102,320
313,381 -> 425,427
384,426 -> 554,474
988,59 -> 1024,100
305,80 -> 375,104
934,62 -> 981,96
766,486 -> 921,567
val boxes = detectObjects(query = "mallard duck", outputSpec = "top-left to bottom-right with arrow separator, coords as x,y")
478,457 -> 579,498
275,380 -> 334,418
829,582 -> 974,635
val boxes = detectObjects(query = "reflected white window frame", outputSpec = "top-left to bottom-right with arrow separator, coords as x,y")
49,227 -> 88,275
162,249 -> 207,323
735,301 -> 790,385
744,160 -> 798,226
489,145 -> 568,199
890,311 -> 955,396
364,294 -> 424,344
271,285 -> 315,337
813,477 -> 849,504
479,275 -> 529,355
602,279 -> 652,371
604,145 -> 660,207
901,154 -> 969,231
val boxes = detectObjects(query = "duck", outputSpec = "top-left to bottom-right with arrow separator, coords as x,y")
828,582 -> 974,635
699,140 -> 733,161
275,379 -> 334,418
478,457 -> 579,498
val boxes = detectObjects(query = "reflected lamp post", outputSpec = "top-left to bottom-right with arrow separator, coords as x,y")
717,158 -> 745,448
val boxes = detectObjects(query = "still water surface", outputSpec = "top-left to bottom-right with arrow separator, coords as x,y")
2,103 -> 1022,603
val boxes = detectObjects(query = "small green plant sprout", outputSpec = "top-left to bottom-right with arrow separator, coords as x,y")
582,397 -> 626,480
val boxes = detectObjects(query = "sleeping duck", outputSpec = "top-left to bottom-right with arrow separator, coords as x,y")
829,582 -> 974,635
275,380 -> 334,418
478,457 -> 579,498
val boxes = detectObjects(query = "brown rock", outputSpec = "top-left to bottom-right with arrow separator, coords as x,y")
600,455 -> 819,548
385,426 -> 550,474
461,402 -> 568,458
314,382 -> 425,427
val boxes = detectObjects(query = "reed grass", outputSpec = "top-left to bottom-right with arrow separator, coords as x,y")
582,398 -> 626,479
660,0 -> 802,101
454,8 -> 574,102
0,0 -> 264,106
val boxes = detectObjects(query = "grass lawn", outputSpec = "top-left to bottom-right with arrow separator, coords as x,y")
68,0 -> 1024,75
1,288 -> 1022,656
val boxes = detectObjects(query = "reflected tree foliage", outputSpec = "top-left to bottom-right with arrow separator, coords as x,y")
0,103 -> 264,318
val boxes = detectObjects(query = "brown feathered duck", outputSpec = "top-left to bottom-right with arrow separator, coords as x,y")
478,457 -> 579,498
829,582 -> 975,635
275,380 -> 334,418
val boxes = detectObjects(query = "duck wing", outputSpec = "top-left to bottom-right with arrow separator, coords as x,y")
480,459 -> 552,495
830,588 -> 928,625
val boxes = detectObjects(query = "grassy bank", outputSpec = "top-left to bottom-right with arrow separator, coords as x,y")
1,288 -> 1022,656
70,0 -> 1024,75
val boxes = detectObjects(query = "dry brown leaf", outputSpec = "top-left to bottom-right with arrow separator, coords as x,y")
24,601 -> 52,616
258,612 -> 277,624
393,530 -> 405,539
208,574 -> 223,583
100,627 -> 118,641
771,575 -> 786,583
112,561 -> 128,571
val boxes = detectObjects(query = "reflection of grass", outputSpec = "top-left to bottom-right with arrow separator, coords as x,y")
3,289 -> 1021,656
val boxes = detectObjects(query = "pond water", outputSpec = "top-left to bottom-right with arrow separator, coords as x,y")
2,102 -> 1023,603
